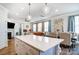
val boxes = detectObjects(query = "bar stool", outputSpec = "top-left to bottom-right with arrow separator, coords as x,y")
69,37 -> 77,53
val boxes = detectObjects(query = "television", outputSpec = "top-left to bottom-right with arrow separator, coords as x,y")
7,22 -> 15,29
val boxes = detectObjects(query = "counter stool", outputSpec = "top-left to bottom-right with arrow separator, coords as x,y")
69,38 -> 77,52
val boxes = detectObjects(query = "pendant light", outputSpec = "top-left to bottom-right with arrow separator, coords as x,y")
41,3 -> 50,17
44,3 -> 49,15
27,3 -> 32,20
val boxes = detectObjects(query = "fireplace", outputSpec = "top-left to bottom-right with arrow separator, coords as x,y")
7,22 -> 15,39
8,32 -> 12,39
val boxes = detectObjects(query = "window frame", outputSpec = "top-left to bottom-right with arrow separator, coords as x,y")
43,21 -> 49,32
32,23 -> 37,32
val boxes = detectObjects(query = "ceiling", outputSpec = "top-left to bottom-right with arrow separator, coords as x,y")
0,3 -> 79,22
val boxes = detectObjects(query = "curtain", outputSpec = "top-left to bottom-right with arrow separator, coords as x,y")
31,23 -> 33,32
48,20 -> 51,32
68,16 -> 75,32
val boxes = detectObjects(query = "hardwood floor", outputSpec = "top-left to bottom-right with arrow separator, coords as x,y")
0,39 -> 16,55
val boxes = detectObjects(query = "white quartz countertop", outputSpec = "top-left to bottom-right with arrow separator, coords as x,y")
15,35 -> 64,52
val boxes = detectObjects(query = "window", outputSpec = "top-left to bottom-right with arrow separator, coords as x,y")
75,16 -> 79,33
32,21 -> 51,32
44,21 -> 49,32
33,24 -> 36,32
37,23 -> 42,32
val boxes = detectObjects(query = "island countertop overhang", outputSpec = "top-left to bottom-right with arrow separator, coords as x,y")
14,35 -> 64,52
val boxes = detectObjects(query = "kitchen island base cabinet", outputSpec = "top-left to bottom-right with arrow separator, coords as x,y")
15,38 -> 59,55
40,45 -> 59,55
15,38 -> 39,55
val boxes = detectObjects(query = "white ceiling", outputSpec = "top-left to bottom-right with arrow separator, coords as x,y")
0,3 -> 79,22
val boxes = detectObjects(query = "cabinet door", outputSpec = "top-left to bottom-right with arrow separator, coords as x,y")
0,19 -> 7,49
15,39 -> 39,55
28,47 -> 39,55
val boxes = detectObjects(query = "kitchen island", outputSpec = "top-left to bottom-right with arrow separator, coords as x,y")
14,35 -> 64,55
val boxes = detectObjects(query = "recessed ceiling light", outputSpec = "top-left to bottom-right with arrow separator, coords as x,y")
21,7 -> 25,10
16,13 -> 19,15
55,9 -> 59,12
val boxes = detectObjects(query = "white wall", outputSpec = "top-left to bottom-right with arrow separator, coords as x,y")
14,23 -> 20,36
0,5 -> 8,49
7,19 -> 31,36
5,17 -> 31,36
0,5 -> 31,49
50,11 -> 79,32
20,22 -> 31,35
51,15 -> 68,32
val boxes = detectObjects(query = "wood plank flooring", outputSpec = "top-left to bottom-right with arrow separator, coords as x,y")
0,39 -> 16,55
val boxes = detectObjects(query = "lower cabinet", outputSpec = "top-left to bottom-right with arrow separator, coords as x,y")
15,38 -> 39,55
